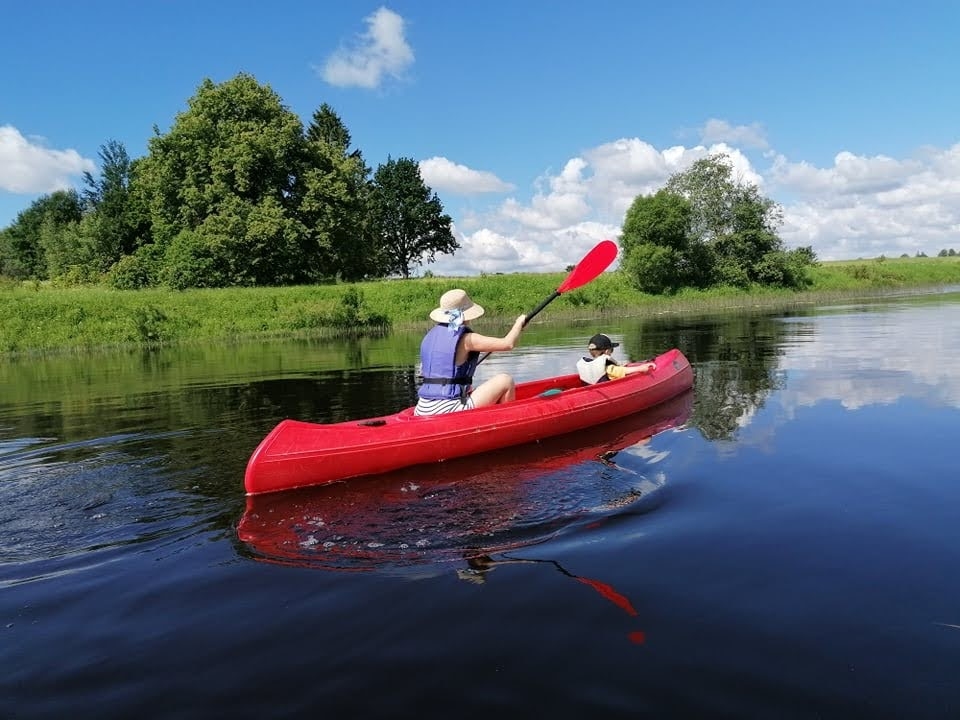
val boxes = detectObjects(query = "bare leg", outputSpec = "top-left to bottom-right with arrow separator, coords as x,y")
469,373 -> 516,407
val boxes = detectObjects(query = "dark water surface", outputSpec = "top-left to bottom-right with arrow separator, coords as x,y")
2,294 -> 960,718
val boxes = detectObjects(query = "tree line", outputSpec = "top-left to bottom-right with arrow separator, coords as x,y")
0,73 -> 458,288
3,72 -> 821,294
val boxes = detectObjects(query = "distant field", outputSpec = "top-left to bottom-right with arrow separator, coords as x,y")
3,256 -> 960,356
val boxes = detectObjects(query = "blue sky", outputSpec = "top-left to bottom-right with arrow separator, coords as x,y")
2,1 -> 958,274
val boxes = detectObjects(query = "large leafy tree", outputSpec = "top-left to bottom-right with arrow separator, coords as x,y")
0,190 -> 83,279
134,73 -> 309,287
665,155 -> 767,286
367,157 -> 458,278
620,190 -> 713,294
296,104 -> 373,281
621,153 -> 816,292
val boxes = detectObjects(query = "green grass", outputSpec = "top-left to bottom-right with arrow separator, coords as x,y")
3,256 -> 960,356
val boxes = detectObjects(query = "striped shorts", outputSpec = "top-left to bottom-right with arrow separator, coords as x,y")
414,396 -> 476,416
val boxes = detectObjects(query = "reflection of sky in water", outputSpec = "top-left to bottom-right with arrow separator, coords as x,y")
778,301 -> 960,411
448,298 -> 960,435
476,339 -> 635,385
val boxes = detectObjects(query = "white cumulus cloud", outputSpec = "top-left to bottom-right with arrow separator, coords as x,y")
425,125 -> 960,275
318,7 -> 414,89
432,218 -> 620,277
0,125 -> 95,194
419,157 -> 514,194
499,192 -> 590,231
700,119 -> 770,150
771,151 -> 921,196
425,136 -> 771,276
772,144 -> 960,258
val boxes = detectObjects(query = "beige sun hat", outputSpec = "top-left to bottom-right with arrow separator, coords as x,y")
429,289 -> 485,323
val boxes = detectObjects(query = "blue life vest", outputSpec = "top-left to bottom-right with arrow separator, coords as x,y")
418,324 -> 478,400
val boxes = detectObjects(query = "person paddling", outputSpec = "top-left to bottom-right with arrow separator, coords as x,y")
576,333 -> 656,385
414,289 -> 527,416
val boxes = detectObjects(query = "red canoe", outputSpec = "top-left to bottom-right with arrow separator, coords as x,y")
238,390 -> 694,570
244,347 -> 693,495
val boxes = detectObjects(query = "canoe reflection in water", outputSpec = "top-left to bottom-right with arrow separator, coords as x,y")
237,390 -> 692,571
237,391 -> 691,645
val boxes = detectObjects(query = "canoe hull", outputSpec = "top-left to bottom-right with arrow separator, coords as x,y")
238,390 -> 694,570
244,348 -> 693,495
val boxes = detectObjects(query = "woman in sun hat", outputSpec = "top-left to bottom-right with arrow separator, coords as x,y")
414,288 -> 527,416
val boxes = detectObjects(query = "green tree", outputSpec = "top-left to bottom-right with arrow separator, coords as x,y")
296,104 -> 373,281
306,102 -> 352,150
134,73 -> 309,287
367,157 -> 458,278
81,140 -> 150,271
621,153 -> 816,292
0,190 -> 83,279
38,214 -> 87,280
619,190 -> 712,293
665,154 -> 792,287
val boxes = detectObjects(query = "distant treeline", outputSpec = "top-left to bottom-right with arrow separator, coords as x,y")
1,68 -> 944,297
0,74 -> 458,289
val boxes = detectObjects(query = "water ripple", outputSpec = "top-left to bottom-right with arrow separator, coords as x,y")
0,429 -> 210,569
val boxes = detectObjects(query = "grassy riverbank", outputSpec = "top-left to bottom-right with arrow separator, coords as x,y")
2,256 -> 959,356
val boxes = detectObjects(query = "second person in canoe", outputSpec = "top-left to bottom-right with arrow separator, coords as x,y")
576,333 -> 656,384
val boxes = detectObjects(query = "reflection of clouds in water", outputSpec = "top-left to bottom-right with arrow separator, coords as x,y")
736,404 -> 758,428
475,346 -> 582,385
620,442 -> 671,464
780,371 -> 938,412
467,302 -> 960,426
780,302 -> 960,410
476,339 -> 640,386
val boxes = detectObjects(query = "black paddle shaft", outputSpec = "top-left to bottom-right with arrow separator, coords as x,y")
471,239 -> 618,367
476,290 -> 561,366
523,290 -> 561,327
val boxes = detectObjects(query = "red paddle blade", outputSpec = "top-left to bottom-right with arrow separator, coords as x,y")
557,240 -> 618,293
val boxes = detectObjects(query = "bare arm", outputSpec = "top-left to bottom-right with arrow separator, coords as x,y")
462,315 -> 526,354
624,361 -> 656,374
606,361 -> 656,380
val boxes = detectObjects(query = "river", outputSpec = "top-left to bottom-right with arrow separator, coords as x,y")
2,291 -> 959,718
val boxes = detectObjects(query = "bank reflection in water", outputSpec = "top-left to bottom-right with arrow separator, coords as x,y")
236,390 -> 693,573
626,312 -> 791,443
